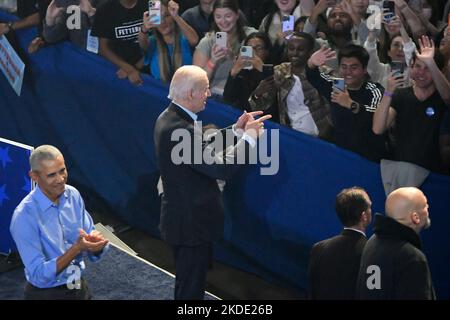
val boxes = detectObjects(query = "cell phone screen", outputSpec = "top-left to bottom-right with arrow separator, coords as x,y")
262,65 -> 274,78
333,78 -> 345,91
282,15 -> 295,33
391,62 -> 405,76
383,1 -> 395,22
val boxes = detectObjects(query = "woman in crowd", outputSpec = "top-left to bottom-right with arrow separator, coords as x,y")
259,0 -> 314,64
223,32 -> 273,111
364,17 -> 416,88
193,0 -> 257,98
139,0 -> 198,83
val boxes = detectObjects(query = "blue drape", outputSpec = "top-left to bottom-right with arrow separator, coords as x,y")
1,11 -> 449,298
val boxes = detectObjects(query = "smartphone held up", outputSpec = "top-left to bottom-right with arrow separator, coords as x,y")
148,0 -> 161,25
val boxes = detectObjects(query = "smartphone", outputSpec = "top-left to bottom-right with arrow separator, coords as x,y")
148,0 -> 161,25
383,0 -> 395,23
240,46 -> 253,70
262,64 -> 274,78
240,46 -> 253,58
282,15 -> 295,33
333,78 -> 345,92
215,32 -> 227,48
391,61 -> 405,77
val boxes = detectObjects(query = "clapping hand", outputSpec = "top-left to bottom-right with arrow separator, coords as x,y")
77,229 -> 109,254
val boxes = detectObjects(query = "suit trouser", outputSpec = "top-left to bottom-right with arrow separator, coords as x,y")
172,243 -> 212,300
24,278 -> 91,300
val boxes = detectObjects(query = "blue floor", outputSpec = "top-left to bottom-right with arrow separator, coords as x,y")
0,245 -> 217,300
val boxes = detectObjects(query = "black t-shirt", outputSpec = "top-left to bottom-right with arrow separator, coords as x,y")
92,0 -> 147,65
441,110 -> 450,136
391,87 -> 448,172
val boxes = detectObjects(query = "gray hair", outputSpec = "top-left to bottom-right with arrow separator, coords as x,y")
168,65 -> 207,101
30,145 -> 63,171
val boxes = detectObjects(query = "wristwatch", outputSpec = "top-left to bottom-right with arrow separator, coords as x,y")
350,101 -> 360,114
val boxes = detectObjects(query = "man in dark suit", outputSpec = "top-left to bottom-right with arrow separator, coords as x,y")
154,65 -> 271,300
356,187 -> 435,300
308,186 -> 372,299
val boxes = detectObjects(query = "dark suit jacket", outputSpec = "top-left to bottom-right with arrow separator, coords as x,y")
308,229 -> 367,300
154,103 -> 250,246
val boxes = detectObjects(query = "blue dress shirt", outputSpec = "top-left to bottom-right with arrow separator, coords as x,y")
10,184 -> 107,288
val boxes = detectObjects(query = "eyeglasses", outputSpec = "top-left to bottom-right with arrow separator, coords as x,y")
252,45 -> 266,52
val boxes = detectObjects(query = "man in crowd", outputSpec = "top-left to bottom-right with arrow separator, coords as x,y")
306,44 -> 387,162
373,35 -> 450,173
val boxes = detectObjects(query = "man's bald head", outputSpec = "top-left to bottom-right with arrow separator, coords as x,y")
385,187 -> 430,233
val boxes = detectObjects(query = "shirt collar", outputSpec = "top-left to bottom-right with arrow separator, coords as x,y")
344,227 -> 366,237
172,101 -> 198,121
33,185 -> 68,212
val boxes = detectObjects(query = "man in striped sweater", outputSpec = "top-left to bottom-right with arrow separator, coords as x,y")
306,44 -> 387,162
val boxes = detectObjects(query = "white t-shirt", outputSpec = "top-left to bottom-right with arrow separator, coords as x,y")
286,75 -> 319,136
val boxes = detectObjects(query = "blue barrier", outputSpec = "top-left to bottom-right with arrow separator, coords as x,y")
1,11 -> 449,298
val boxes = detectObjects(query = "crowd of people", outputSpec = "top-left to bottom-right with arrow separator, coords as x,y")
2,0 -> 449,175
2,0 -> 448,300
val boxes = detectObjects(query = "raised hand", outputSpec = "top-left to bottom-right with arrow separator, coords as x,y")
340,0 -> 360,24
168,0 -> 180,18
79,0 -> 96,17
416,35 -> 435,65
46,0 -> 65,26
308,46 -> 336,68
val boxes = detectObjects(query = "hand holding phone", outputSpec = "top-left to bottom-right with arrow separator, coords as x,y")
215,32 -> 228,48
240,46 -> 253,70
282,15 -> 295,33
148,0 -> 161,25
332,78 -> 345,92
382,0 -> 395,23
